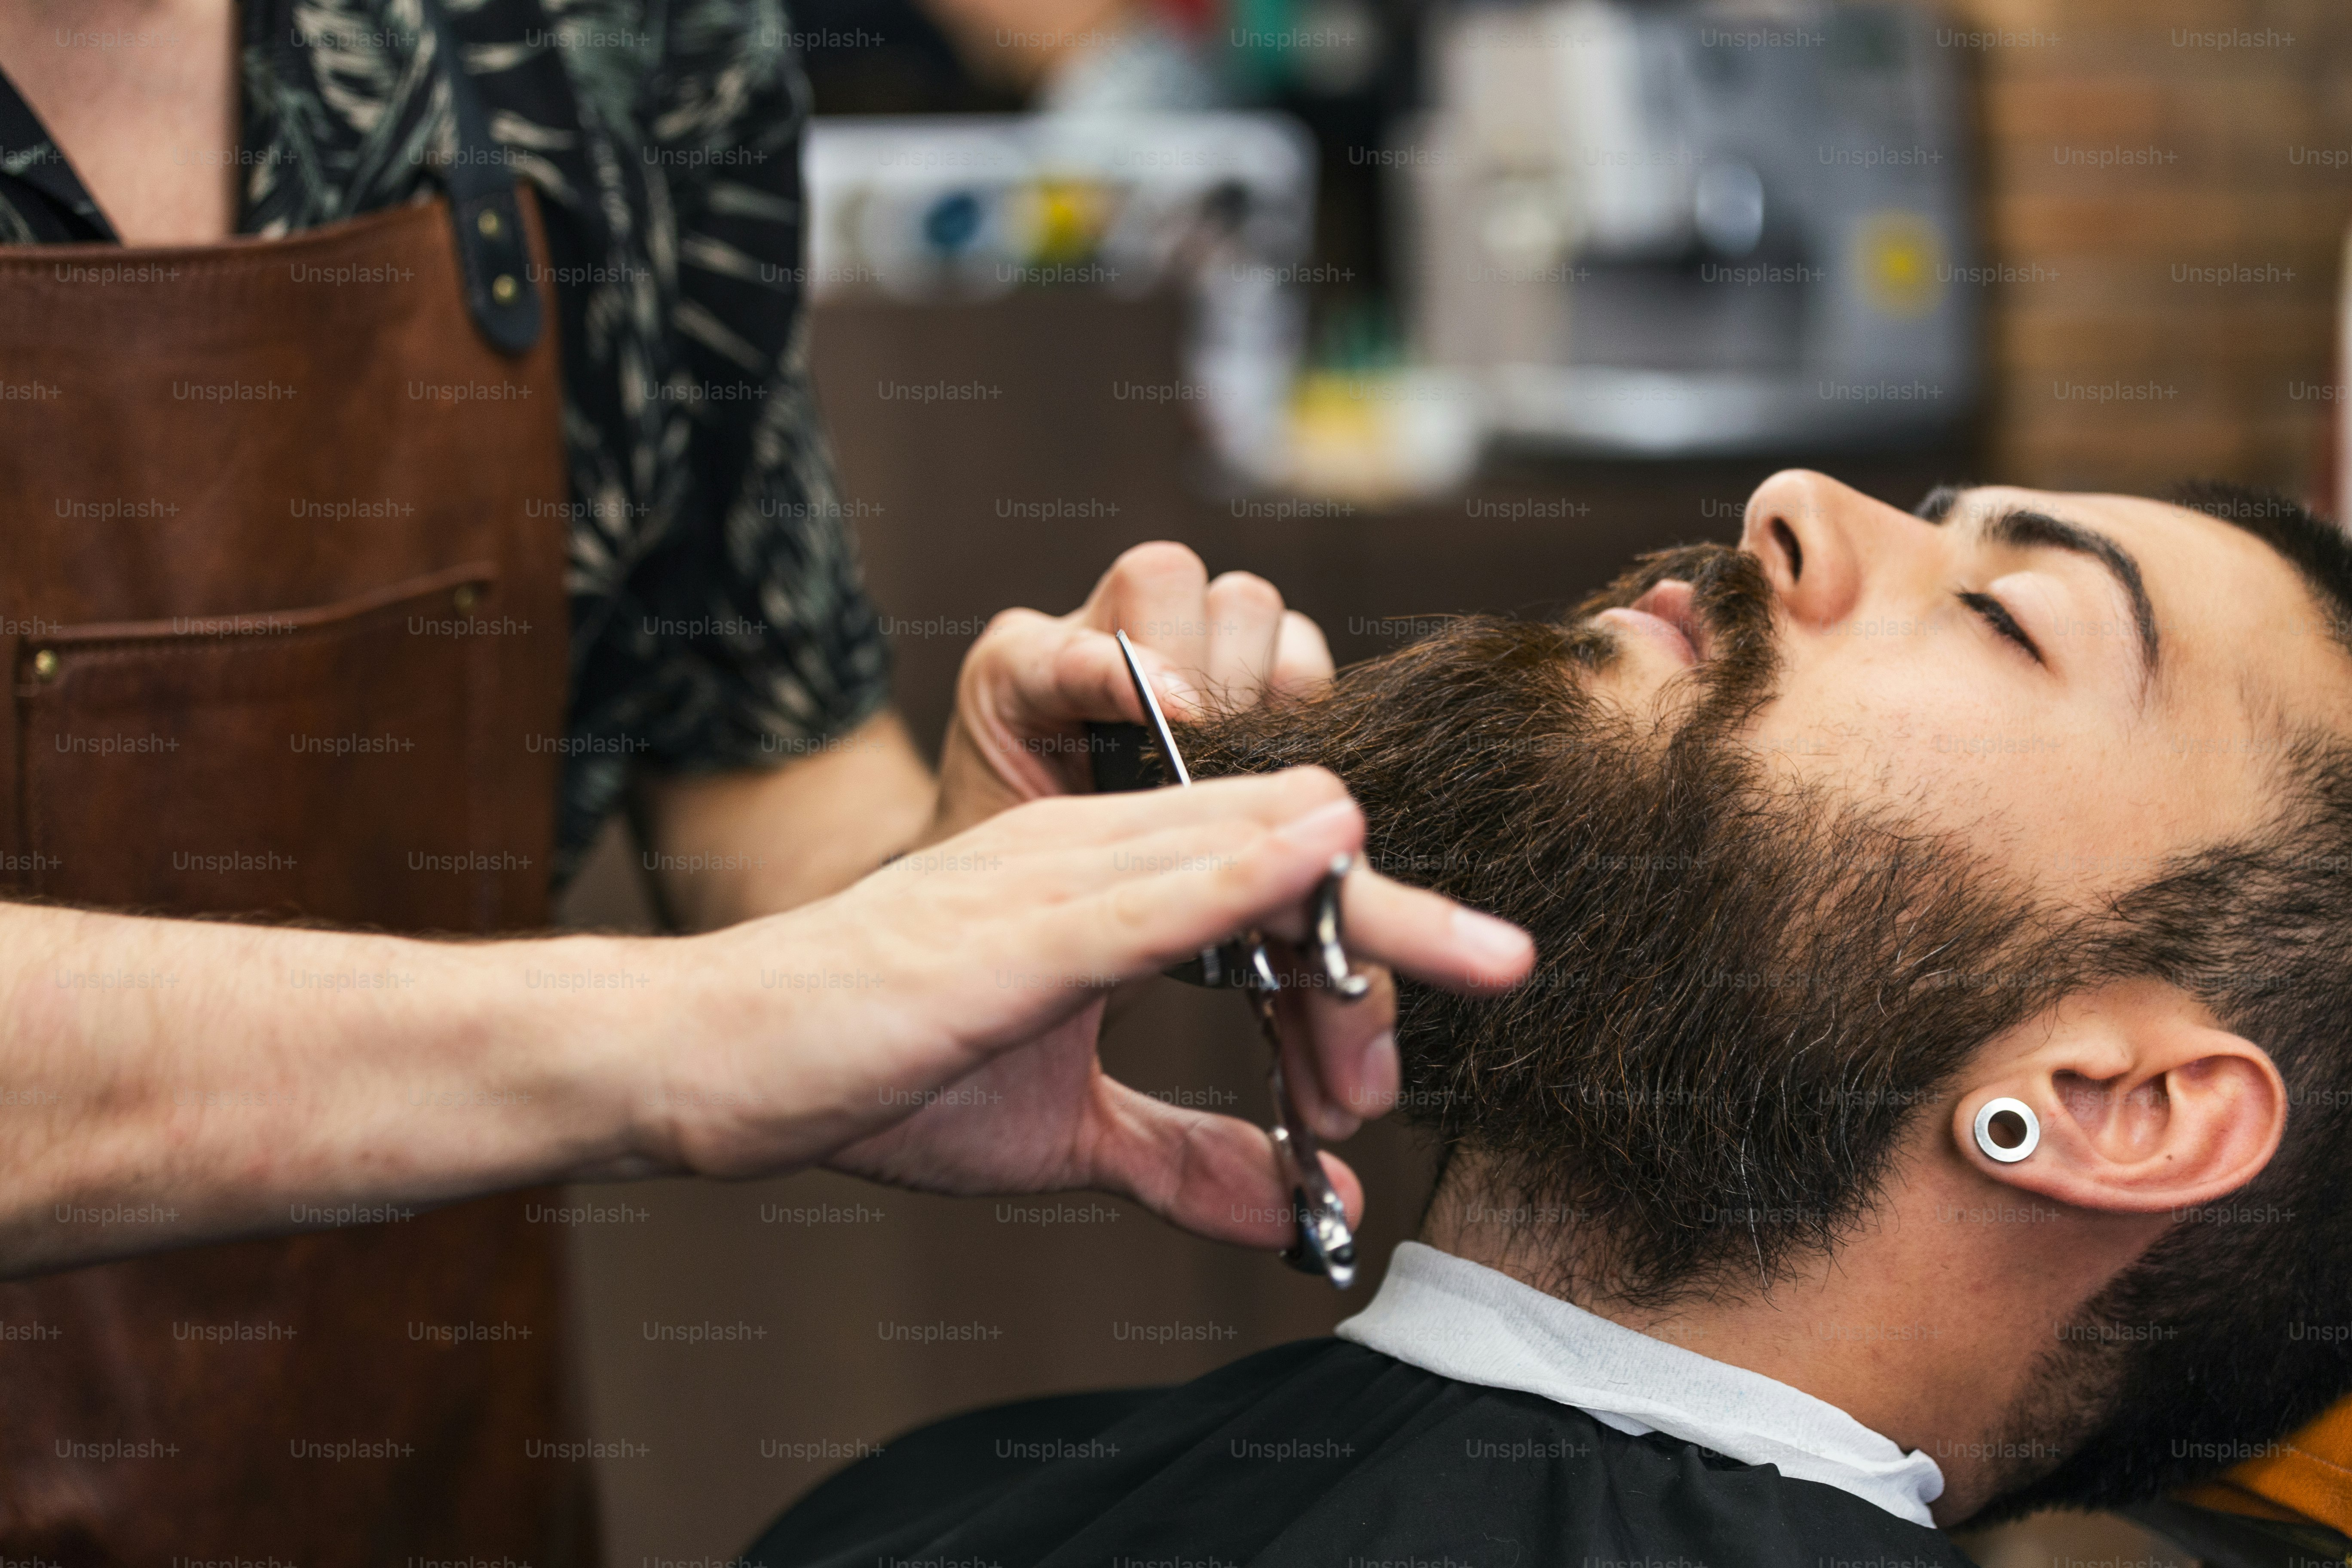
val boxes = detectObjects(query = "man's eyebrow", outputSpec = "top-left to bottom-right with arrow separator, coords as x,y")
1975,506 -> 2162,686
1913,484 -> 1963,524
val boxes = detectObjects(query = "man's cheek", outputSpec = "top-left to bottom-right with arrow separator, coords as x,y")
1751,677 -> 2027,812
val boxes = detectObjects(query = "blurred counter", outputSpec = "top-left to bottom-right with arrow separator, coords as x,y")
817,287 -> 1973,753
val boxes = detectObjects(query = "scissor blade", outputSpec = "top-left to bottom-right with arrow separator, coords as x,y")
1114,629 -> 1191,788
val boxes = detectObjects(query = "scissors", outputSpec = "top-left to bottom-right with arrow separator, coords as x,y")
1112,629 -> 1367,1289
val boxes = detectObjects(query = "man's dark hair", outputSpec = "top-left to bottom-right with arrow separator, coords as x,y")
2167,481 -> 2352,657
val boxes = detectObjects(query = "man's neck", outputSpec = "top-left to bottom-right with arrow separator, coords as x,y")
1420,1146 -> 2165,1524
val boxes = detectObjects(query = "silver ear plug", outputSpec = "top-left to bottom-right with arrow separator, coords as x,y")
1971,1097 -> 2040,1164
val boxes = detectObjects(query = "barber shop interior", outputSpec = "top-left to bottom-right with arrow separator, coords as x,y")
1,0 -> 2348,1565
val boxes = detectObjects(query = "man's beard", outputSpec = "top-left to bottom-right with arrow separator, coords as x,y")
1176,543 -> 2352,1520
1181,543 -> 2076,1308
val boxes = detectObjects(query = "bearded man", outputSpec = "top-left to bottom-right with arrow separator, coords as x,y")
747,470 -> 2352,1566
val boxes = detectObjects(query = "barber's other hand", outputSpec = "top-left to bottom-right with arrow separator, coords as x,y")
927,543 -> 1334,844
637,768 -> 1533,1251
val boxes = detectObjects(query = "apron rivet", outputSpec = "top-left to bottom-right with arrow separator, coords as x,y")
491,274 -> 518,304
453,585 -> 478,612
31,649 -> 58,680
475,209 -> 502,239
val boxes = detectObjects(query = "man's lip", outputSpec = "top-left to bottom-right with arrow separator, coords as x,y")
1599,579 -> 1706,667
1596,607 -> 1696,667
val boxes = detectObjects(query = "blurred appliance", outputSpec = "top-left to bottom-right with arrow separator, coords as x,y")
803,115 -> 1316,481
1398,0 -> 1978,455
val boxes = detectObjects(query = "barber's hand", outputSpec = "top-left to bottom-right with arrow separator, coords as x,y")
646,768 -> 1533,1250
927,543 -> 1334,844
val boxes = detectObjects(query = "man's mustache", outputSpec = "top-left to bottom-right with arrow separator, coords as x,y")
1575,542 -> 1774,639
1570,543 -> 1782,725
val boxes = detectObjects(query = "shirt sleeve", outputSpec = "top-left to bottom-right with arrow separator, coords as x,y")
578,0 -> 892,780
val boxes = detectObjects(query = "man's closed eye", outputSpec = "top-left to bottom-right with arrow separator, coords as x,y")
1956,589 -> 2045,666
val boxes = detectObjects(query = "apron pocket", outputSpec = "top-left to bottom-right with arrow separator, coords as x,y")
14,561 -> 516,931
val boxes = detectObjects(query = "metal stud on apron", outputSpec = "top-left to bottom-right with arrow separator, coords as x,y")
0,4 -> 594,1562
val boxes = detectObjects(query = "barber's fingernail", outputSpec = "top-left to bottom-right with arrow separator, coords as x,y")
1156,675 -> 1200,716
1310,1099 -> 1359,1142
1283,795 -> 1359,840
1351,1031 -> 1401,1112
1451,907 -> 1533,969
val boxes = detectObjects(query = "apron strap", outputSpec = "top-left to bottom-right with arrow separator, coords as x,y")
419,0 -> 542,356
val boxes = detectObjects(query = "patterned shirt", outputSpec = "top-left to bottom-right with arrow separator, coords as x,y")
0,0 -> 892,882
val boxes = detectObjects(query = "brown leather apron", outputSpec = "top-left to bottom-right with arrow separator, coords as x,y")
0,42 -> 594,1567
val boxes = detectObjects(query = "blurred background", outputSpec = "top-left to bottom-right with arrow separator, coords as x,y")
552,0 -> 2352,1562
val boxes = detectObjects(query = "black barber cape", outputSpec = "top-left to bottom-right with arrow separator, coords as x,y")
747,1339 -> 1974,1568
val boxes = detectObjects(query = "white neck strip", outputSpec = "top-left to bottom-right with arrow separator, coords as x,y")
1335,1242 -> 1945,1528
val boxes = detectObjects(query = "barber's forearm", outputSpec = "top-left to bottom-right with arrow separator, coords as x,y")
1,707 -> 934,1275
0,902 -> 660,1277
634,707 -> 936,931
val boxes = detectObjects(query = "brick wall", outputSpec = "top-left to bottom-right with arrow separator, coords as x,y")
1934,0 -> 2349,503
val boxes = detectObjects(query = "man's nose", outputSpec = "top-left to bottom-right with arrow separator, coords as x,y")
1738,469 -> 1936,631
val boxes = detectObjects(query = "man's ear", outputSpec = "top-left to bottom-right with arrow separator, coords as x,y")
1951,980 -> 2287,1213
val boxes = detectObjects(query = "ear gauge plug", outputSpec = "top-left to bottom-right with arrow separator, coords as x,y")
1972,1097 -> 2040,1164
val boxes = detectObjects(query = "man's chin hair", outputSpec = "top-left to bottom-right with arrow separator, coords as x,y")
1174,575 -> 2078,1309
